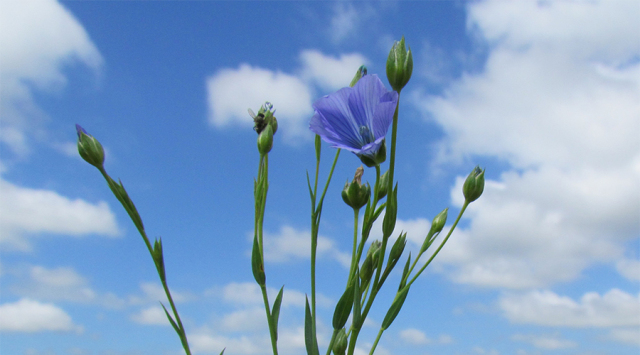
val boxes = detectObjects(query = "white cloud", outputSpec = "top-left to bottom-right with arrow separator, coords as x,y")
0,178 -> 120,251
300,50 -> 368,91
130,306 -> 170,326
10,265 -> 125,308
499,289 -> 640,328
328,3 -> 360,44
0,298 -> 82,333
399,328 -> 431,345
206,50 -> 369,144
190,332 -> 263,354
511,333 -> 577,350
0,0 -> 102,156
616,258 -> 640,281
206,64 -> 313,141
128,282 -> 193,306
411,0 -> 640,288
258,225 -> 350,269
609,327 -> 640,346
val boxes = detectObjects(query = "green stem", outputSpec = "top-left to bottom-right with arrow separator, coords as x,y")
311,148 -> 340,355
368,328 -> 384,355
348,208 -> 360,284
98,168 -> 191,355
325,329 -> 340,355
406,201 -> 469,288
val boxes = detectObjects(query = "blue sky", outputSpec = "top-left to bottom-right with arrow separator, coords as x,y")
1,1 -> 639,354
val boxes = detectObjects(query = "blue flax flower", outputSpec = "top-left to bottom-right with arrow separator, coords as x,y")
310,74 -> 398,160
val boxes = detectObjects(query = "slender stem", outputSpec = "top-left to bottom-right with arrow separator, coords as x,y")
346,328 -> 361,355
368,328 -> 384,355
255,153 -> 278,355
348,208 -> 360,284
325,329 -> 340,355
407,201 -> 469,288
261,285 -> 278,355
386,92 -> 401,199
311,148 -> 340,355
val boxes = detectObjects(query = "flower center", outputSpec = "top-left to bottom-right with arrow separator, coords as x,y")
359,125 -> 375,145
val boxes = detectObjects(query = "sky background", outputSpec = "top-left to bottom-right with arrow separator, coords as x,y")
0,1 -> 639,355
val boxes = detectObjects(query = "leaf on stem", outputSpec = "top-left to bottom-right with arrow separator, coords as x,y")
161,302 -> 180,334
251,234 -> 265,286
381,286 -> 410,330
399,252 -> 411,291
271,286 -> 284,341
304,296 -> 319,355
332,284 -> 354,329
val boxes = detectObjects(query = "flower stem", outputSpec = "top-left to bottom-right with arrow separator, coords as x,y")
310,148 -> 340,355
368,328 -> 384,355
406,201 -> 469,288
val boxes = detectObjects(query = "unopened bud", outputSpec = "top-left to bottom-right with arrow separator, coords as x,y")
76,124 -> 105,169
342,166 -> 370,209
257,124 -> 274,155
349,65 -> 367,88
333,328 -> 348,355
463,166 -> 485,203
386,36 -> 413,92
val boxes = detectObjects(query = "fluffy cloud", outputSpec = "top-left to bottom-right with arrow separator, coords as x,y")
258,225 -> 350,268
616,258 -> 640,282
412,0 -> 640,288
0,178 -> 120,251
206,51 -> 368,143
399,328 -> 431,345
130,306 -> 170,326
0,0 -> 102,156
499,289 -> 640,328
0,298 -> 81,333
511,333 -> 577,350
9,265 -> 125,308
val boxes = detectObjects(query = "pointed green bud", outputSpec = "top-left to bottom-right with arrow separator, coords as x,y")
349,65 -> 367,88
359,139 -> 386,168
341,166 -> 371,209
376,170 -> 389,200
421,208 -> 448,254
388,232 -> 406,267
382,183 -> 398,239
250,101 -> 277,135
386,36 -> 413,92
332,328 -> 348,355
315,134 -> 321,162
76,124 -> 105,169
257,124 -> 274,155
463,166 -> 485,203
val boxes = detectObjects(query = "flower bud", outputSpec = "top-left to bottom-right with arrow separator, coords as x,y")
76,124 -> 105,169
386,36 -> 413,92
376,170 -> 389,199
382,183 -> 398,239
250,102 -> 278,135
332,328 -> 348,355
463,166 -> 485,203
257,124 -> 274,155
349,65 -> 367,88
359,139 -> 386,168
388,232 -> 406,266
342,166 -> 371,209
420,208 -> 448,254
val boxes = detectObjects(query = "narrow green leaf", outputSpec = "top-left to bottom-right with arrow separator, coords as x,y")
399,252 -> 411,291
219,348 -> 226,355
381,286 -> 410,330
352,269 -> 362,329
271,286 -> 284,340
304,296 -> 319,355
161,302 -> 180,334
251,234 -> 265,286
332,284 -> 354,329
